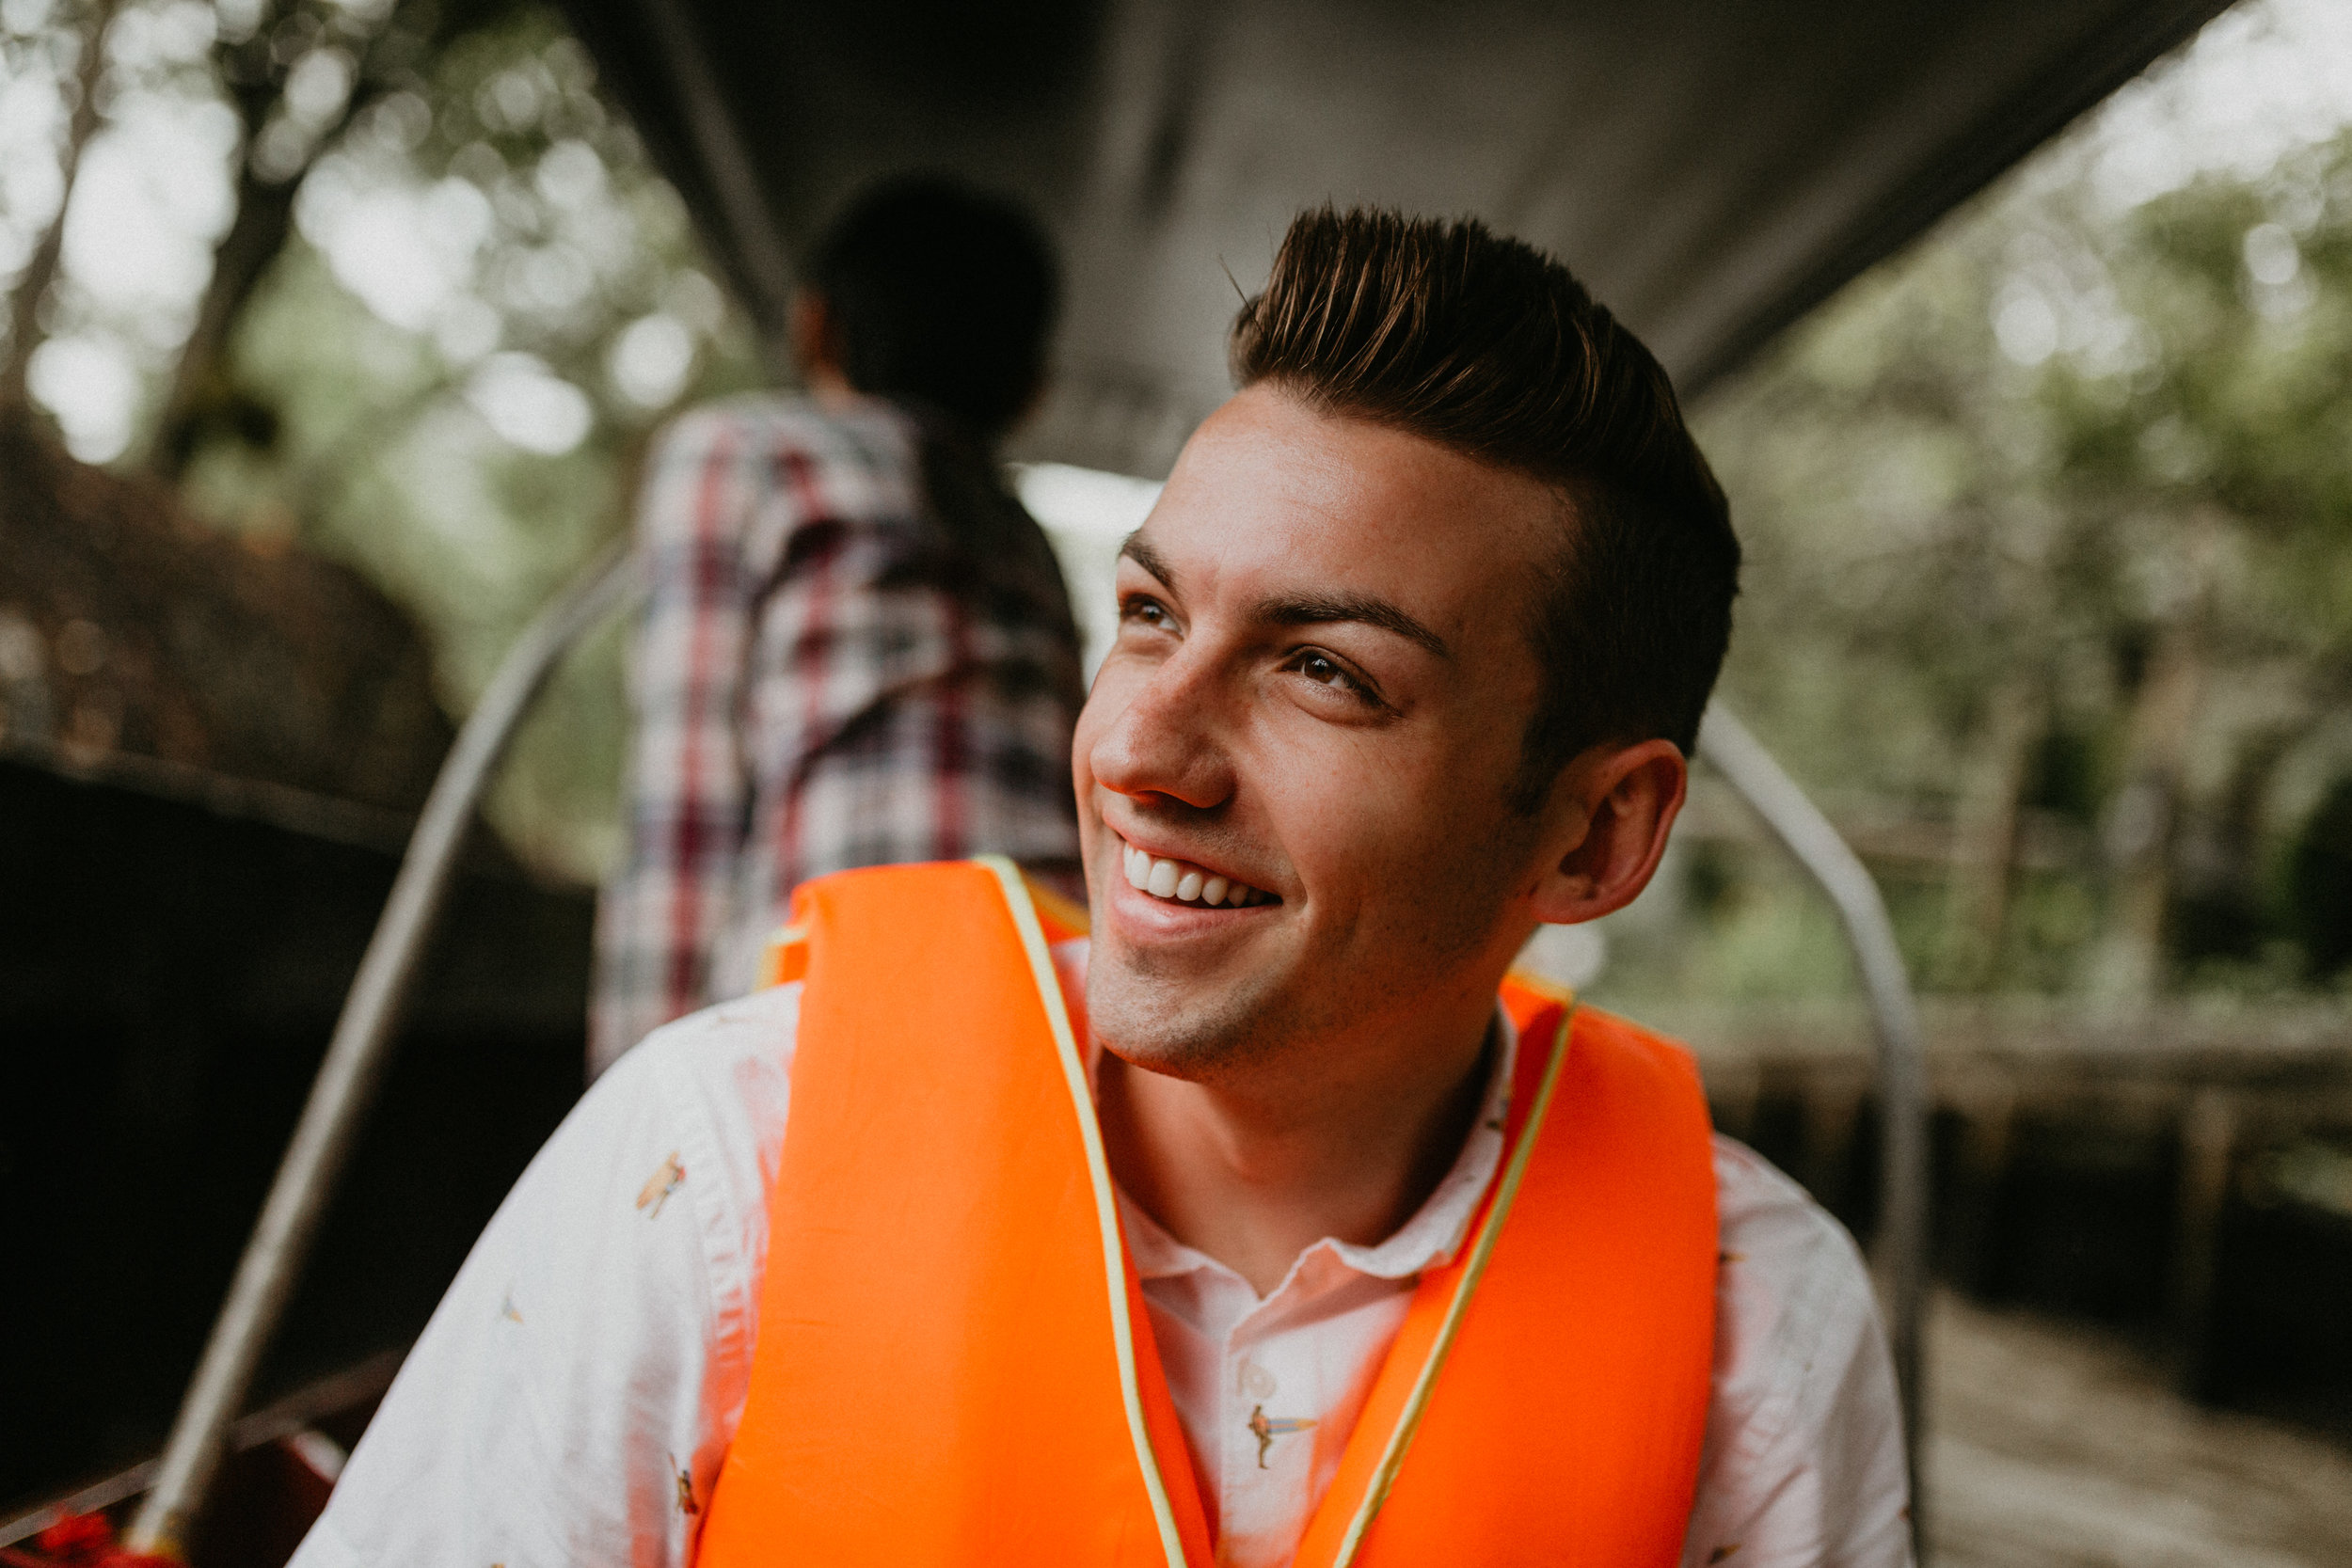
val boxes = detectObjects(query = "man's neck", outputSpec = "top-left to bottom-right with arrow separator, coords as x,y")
1095,1002 -> 1498,1297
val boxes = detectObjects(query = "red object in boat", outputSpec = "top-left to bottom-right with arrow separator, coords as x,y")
0,1513 -> 181,1568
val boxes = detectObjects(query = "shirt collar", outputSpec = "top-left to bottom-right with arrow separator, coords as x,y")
1051,938 -> 1520,1290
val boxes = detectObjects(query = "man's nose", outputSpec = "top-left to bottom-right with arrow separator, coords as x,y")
1088,648 -> 1236,811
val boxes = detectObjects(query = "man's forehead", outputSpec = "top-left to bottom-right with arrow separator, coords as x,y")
1127,386 -> 1558,626
1168,386 -> 1439,516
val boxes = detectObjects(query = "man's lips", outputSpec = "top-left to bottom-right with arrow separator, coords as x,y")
1113,833 -> 1277,909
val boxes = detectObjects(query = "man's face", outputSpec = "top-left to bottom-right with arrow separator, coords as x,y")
1076,383 -> 1565,1080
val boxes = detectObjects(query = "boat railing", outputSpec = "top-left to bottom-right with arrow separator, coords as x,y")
120,543 -> 644,1558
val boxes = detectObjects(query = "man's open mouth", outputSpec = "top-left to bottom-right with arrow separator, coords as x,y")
1120,841 -> 1276,908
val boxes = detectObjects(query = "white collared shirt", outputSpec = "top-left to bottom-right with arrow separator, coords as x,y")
294,945 -> 1913,1568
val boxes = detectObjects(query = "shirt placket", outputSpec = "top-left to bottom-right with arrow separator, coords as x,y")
1213,1255 -> 1344,1565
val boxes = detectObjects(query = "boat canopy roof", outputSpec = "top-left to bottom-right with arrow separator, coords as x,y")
555,0 -> 2230,475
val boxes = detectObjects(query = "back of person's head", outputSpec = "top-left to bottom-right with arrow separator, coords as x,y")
807,175 -> 1060,441
1230,204 -> 1740,809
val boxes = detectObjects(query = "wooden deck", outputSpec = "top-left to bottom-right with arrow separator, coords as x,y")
1928,1290 -> 2352,1567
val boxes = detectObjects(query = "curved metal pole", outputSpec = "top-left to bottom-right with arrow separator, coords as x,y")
125,544 -> 645,1558
1694,703 -> 1930,1525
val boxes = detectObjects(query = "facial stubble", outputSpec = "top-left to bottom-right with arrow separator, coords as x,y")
1085,810 -> 1537,1090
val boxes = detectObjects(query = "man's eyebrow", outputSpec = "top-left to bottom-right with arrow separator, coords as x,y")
1252,592 -> 1452,660
1117,533 -> 1449,659
1118,531 -> 1174,589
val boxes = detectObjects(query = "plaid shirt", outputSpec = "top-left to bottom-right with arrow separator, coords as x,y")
592,394 -> 1085,1072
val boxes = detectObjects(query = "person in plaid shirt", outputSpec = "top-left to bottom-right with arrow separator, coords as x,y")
592,179 -> 1086,1074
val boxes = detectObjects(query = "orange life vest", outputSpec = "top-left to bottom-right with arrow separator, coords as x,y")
695,858 -> 1717,1567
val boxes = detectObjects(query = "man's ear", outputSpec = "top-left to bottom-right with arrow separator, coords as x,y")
1526,738 -> 1688,927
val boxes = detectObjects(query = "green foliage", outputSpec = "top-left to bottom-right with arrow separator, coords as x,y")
181,3 -> 761,880
1629,123 -> 2352,1004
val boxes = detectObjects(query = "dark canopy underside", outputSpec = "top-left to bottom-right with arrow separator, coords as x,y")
559,0 -> 2230,477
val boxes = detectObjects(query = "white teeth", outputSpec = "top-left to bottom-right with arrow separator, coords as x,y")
1117,840 -> 1269,908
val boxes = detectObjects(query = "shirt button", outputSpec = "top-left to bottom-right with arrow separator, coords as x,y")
1238,1359 -> 1277,1399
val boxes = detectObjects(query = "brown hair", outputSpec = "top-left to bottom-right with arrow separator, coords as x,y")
1231,206 -> 1739,808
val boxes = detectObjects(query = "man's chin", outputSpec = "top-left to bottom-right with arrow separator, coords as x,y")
1095,1032 -> 1226,1084
1085,951 -> 1285,1082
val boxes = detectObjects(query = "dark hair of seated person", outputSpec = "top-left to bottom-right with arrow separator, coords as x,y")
808,175 -> 1061,443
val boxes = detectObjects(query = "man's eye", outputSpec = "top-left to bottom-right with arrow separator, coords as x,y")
1288,649 -> 1376,704
1120,595 -> 1173,628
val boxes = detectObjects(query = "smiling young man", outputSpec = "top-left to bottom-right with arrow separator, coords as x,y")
293,208 -> 1911,1568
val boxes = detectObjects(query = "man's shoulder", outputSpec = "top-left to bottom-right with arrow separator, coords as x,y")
1711,1133 -> 1871,1290
1560,1007 -> 1869,1291
605,984 -> 803,1157
1708,1132 -> 1887,1398
1694,1136 -> 1911,1560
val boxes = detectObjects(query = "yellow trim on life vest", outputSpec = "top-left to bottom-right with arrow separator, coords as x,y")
1328,995 -> 1578,1566
1023,872 -> 1093,939
974,854 -> 1188,1567
1502,964 -> 1576,1006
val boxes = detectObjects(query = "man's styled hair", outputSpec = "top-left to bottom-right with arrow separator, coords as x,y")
1231,206 -> 1739,808
809,175 -> 1060,440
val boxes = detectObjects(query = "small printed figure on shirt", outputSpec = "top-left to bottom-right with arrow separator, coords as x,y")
670,1453 -> 699,1516
498,1289 -> 523,1325
637,1152 -> 686,1219
1246,1403 -> 1317,1468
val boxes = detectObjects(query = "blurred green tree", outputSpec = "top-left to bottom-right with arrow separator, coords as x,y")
1688,124 -> 2352,1002
147,0 -> 532,481
0,0 -> 760,879
180,4 -> 763,876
